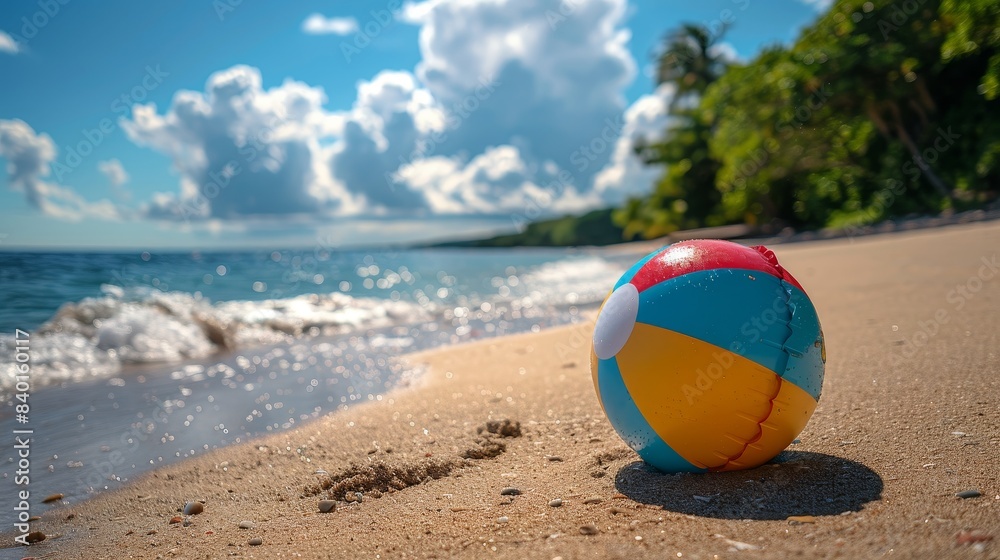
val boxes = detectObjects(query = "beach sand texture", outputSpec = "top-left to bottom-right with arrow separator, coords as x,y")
9,221 -> 1000,559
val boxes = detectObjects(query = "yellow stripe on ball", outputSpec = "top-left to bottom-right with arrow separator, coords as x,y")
614,322 -> 815,471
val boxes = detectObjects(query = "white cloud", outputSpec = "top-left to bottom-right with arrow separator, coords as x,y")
402,0 -> 636,186
798,0 -> 833,11
0,119 -> 119,221
592,84 -> 673,203
121,65 -> 361,221
0,31 -> 19,54
98,158 -> 129,186
394,145 -> 598,214
302,14 -> 359,35
123,0 -> 667,222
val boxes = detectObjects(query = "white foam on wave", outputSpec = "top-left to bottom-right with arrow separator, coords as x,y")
517,256 -> 624,306
0,289 -> 431,389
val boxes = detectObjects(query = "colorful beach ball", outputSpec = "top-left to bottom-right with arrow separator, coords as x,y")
591,240 -> 825,473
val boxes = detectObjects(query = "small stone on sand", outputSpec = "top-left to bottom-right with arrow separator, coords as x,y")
957,489 -> 982,499
956,530 -> 993,545
548,499 -> 563,507
25,531 -> 46,543
238,520 -> 254,529
579,524 -> 599,535
249,537 -> 263,546
169,516 -> 182,524
497,516 -> 509,523
183,501 -> 204,515
318,500 -> 337,513
500,487 -> 521,496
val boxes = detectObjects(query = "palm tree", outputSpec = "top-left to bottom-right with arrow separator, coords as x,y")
656,24 -> 730,107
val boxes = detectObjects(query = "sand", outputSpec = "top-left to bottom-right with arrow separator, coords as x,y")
6,221 -> 999,559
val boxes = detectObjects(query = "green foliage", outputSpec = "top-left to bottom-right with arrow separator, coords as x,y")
616,23 -> 730,239
619,0 -> 1000,239
434,208 -> 624,248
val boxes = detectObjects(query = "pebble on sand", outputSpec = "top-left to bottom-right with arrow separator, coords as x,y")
548,499 -> 563,507
500,487 -> 521,496
169,516 -> 182,524
238,520 -> 254,529
41,493 -> 64,504
956,530 -> 994,545
319,500 -> 337,513
183,502 -> 204,515
249,537 -> 263,546
25,531 -> 46,543
579,525 -> 599,535
497,516 -> 509,524
956,490 -> 982,499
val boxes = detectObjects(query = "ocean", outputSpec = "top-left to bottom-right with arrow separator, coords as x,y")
0,245 -> 643,524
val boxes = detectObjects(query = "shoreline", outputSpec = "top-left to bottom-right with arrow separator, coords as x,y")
4,221 -> 1000,558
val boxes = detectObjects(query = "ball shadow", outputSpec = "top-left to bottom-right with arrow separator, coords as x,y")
614,451 -> 883,520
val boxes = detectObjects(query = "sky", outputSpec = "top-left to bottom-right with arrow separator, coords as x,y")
0,0 -> 824,250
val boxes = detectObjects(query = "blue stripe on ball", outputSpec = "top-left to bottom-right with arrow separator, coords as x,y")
634,268 -> 823,401
597,356 -> 704,473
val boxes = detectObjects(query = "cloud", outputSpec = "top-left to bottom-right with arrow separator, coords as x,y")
592,84 -> 673,203
393,144 -> 598,214
797,0 -> 833,11
124,0 -> 665,222
121,65 -> 360,221
401,0 -> 636,187
0,31 -> 19,54
0,119 -> 119,220
98,158 -> 129,186
302,14 -> 359,35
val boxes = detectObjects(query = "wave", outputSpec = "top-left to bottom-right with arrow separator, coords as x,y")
0,286 -> 431,389
0,254 -> 627,390
518,256 -> 624,306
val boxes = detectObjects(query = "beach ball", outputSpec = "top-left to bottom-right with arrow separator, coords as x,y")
591,240 -> 825,473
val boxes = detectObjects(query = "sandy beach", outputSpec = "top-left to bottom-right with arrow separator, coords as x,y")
6,221 -> 999,559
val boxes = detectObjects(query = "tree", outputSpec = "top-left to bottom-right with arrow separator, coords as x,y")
615,24 -> 730,238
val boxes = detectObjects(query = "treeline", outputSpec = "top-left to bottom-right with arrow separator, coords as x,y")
432,208 -> 622,247
615,0 -> 999,239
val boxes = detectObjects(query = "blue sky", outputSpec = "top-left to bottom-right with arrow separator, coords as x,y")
0,0 -> 823,250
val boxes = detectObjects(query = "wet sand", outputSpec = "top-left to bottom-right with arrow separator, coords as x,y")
6,221 -> 1000,559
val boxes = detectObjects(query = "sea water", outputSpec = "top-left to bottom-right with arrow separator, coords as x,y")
0,246 -> 642,524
